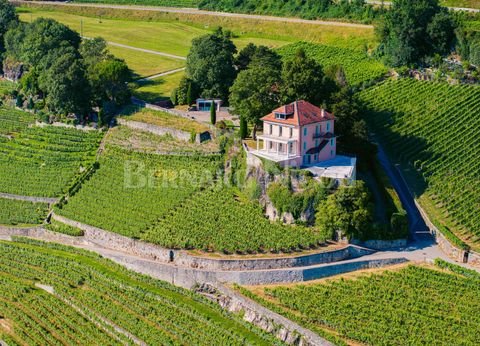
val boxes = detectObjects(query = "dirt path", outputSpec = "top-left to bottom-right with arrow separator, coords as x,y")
13,1 -> 374,29
106,41 -> 186,60
137,67 -> 186,82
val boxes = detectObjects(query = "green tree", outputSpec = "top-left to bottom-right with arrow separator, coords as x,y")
91,58 -> 131,106
186,28 -> 237,101
210,102 -> 216,125
235,43 -> 282,71
376,0 -> 455,66
280,48 -> 329,105
40,50 -> 90,116
315,181 -> 373,240
239,116 -> 248,139
229,56 -> 282,139
186,82 -> 194,106
0,0 -> 17,53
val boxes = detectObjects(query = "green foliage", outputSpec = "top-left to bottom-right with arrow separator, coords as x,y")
0,0 -> 17,52
45,219 -> 84,236
239,116 -> 247,139
0,240 -> 279,345
143,187 -> 327,253
390,210 -> 409,237
280,48 -> 330,105
0,198 -> 48,225
229,50 -> 281,138
186,28 -> 237,101
315,181 -> 374,240
0,117 -> 102,197
57,146 -> 222,238
358,78 -> 480,248
434,258 -> 480,279
210,102 -> 216,124
198,0 -> 382,24
376,0 -> 455,66
243,178 -> 262,201
252,265 -> 480,345
278,42 -> 388,86
0,105 -> 35,134
174,76 -> 198,105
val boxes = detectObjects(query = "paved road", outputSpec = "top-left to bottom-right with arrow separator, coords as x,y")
13,1 -> 374,29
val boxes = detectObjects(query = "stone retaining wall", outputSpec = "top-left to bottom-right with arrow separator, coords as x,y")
351,238 -> 408,251
414,200 -> 479,266
0,192 -> 58,204
117,118 -> 211,143
52,212 -> 376,271
0,226 -> 85,246
198,283 -> 334,346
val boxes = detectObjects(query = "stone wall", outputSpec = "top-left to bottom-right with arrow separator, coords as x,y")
0,226 -> 85,246
414,200 -> 480,267
53,211 -> 377,271
197,283 -> 334,346
0,192 -> 58,205
351,239 -> 408,251
117,118 -> 211,144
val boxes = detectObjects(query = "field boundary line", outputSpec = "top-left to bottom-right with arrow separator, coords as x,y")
0,192 -> 58,204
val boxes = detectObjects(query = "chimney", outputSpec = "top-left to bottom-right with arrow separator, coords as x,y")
321,109 -> 325,118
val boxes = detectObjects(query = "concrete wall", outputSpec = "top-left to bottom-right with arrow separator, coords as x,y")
468,250 -> 480,267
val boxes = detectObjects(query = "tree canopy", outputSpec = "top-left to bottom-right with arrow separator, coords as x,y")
315,181 -> 374,240
229,53 -> 282,138
376,0 -> 455,66
280,48 -> 330,105
186,28 -> 237,101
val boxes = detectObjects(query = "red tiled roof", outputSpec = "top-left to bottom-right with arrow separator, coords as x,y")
261,100 -> 334,126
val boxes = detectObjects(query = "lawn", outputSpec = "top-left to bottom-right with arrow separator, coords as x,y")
131,70 -> 184,102
18,8 -> 290,57
441,0 -> 480,8
240,261 -> 480,345
18,5 -> 376,51
108,45 -> 185,78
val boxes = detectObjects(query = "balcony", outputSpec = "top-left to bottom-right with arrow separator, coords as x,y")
312,132 -> 335,140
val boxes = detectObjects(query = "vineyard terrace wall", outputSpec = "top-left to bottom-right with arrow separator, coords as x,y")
51,212 -> 375,271
0,224 -> 408,287
415,200 -> 480,267
117,118 -> 211,143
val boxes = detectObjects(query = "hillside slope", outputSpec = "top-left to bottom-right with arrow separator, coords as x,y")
358,78 -> 480,249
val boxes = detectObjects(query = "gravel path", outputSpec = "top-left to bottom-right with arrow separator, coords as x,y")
137,67 -> 186,82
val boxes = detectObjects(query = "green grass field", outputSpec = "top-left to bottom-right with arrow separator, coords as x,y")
17,5 -> 375,50
358,79 -> 480,250
108,45 -> 185,78
131,70 -> 184,102
241,262 -> 480,345
0,238 -> 279,345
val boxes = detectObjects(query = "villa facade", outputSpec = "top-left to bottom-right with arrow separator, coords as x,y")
253,100 -> 336,167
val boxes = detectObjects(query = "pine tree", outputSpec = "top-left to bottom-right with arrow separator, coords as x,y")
239,116 -> 247,139
210,102 -> 216,125
186,82 -> 193,106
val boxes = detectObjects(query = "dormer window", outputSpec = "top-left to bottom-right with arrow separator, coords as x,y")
275,112 -> 286,120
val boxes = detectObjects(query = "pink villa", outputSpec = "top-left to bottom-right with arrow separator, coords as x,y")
252,100 -> 356,181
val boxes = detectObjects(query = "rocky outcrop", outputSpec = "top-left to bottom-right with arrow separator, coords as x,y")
196,283 -> 334,346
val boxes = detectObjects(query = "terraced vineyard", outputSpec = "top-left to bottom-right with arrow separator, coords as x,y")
242,262 -> 480,345
0,124 -> 103,197
278,42 -> 388,86
0,198 -> 48,225
144,187 -> 327,253
358,79 -> 480,248
56,145 -> 222,237
0,238 -> 279,345
0,106 -> 35,135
